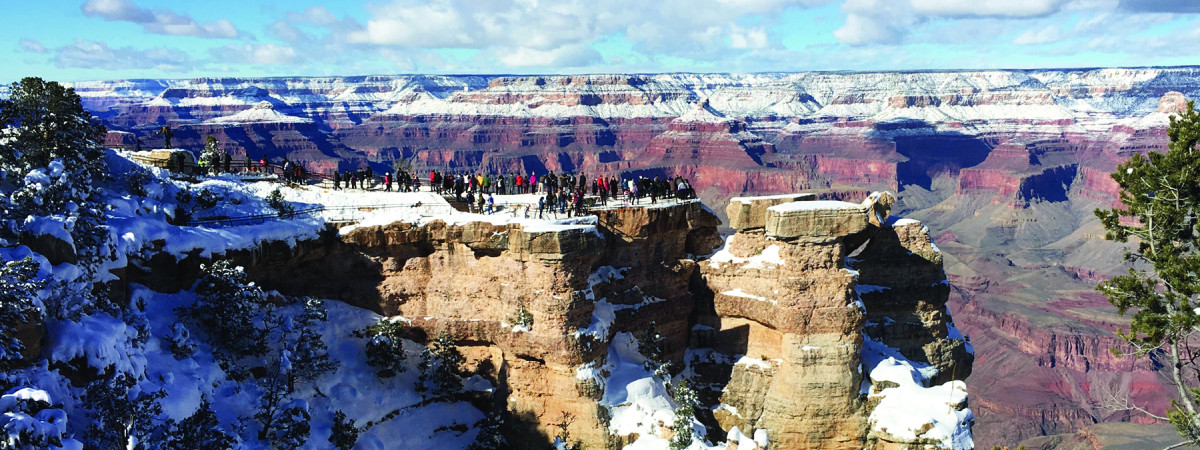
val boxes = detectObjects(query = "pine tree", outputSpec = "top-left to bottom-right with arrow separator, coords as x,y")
1095,99 -> 1200,444
0,257 -> 44,371
0,77 -> 112,290
639,322 -> 671,379
361,319 -> 408,378
0,386 -> 72,449
286,298 -> 338,389
265,401 -> 310,448
180,260 -> 272,359
468,411 -> 507,450
81,374 -> 167,449
166,400 -> 234,450
266,187 -> 294,218
417,331 -> 465,397
0,77 -> 108,198
328,410 -> 359,450
669,380 -> 699,450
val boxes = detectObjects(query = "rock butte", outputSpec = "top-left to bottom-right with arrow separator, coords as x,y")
114,192 -> 972,448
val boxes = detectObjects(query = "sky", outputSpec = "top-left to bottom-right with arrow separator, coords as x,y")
4,0 -> 1200,82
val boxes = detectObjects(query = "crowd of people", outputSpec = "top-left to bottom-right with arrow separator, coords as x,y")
328,167 -> 697,217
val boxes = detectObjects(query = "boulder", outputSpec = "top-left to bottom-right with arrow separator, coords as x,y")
726,193 -> 815,230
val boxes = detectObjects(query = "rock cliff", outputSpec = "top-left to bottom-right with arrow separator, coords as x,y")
200,194 -> 973,448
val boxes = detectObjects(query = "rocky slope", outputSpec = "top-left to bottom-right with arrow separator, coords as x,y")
23,67 -> 1200,445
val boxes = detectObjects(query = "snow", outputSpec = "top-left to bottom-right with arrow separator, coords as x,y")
3,150 -> 497,449
767,200 -> 863,213
0,387 -> 80,450
707,236 -> 786,270
863,336 -> 973,449
21,215 -> 75,249
206,101 -> 313,124
719,288 -> 776,305
890,218 -> 920,227
733,355 -> 777,370
45,312 -> 148,377
312,187 -> 604,238
730,193 -> 808,204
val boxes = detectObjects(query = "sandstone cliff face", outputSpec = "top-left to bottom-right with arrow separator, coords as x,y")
203,193 -> 973,448
693,194 -> 972,448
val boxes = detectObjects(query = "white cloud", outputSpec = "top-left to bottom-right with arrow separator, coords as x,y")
834,0 -> 916,45
730,26 -> 769,49
52,39 -> 193,71
498,43 -> 602,67
209,43 -> 300,65
911,0 -> 1067,17
324,0 -> 818,68
19,38 -> 46,53
286,6 -> 340,26
1013,25 -> 1063,44
81,0 -> 242,39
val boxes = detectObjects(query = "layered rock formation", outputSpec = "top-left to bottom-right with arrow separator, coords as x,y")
694,194 -> 972,448
201,193 -> 972,448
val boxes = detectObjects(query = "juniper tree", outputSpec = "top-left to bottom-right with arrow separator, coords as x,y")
417,331 -> 465,397
81,374 -> 167,449
166,400 -> 234,450
328,410 -> 359,450
0,257 -> 44,371
1095,99 -> 1200,444
361,319 -> 408,378
180,260 -> 272,360
0,77 -> 112,301
669,380 -> 699,450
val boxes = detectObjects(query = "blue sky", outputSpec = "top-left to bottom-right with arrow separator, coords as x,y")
5,0 -> 1200,81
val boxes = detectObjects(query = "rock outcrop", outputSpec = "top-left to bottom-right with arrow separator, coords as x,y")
698,195 -> 872,448
192,193 -> 973,448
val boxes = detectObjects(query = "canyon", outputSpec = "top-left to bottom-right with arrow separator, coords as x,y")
38,67 -> 1200,446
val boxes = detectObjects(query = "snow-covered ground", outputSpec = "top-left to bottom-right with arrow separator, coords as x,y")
4,151 -> 493,449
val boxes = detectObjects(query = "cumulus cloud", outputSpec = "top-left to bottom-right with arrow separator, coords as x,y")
52,39 -> 193,71
81,0 -> 242,39
729,26 -> 769,49
1013,25 -> 1064,44
834,0 -> 917,45
209,43 -> 300,65
19,38 -> 46,53
326,0 -> 821,67
911,0 -> 1067,17
497,43 -> 603,68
